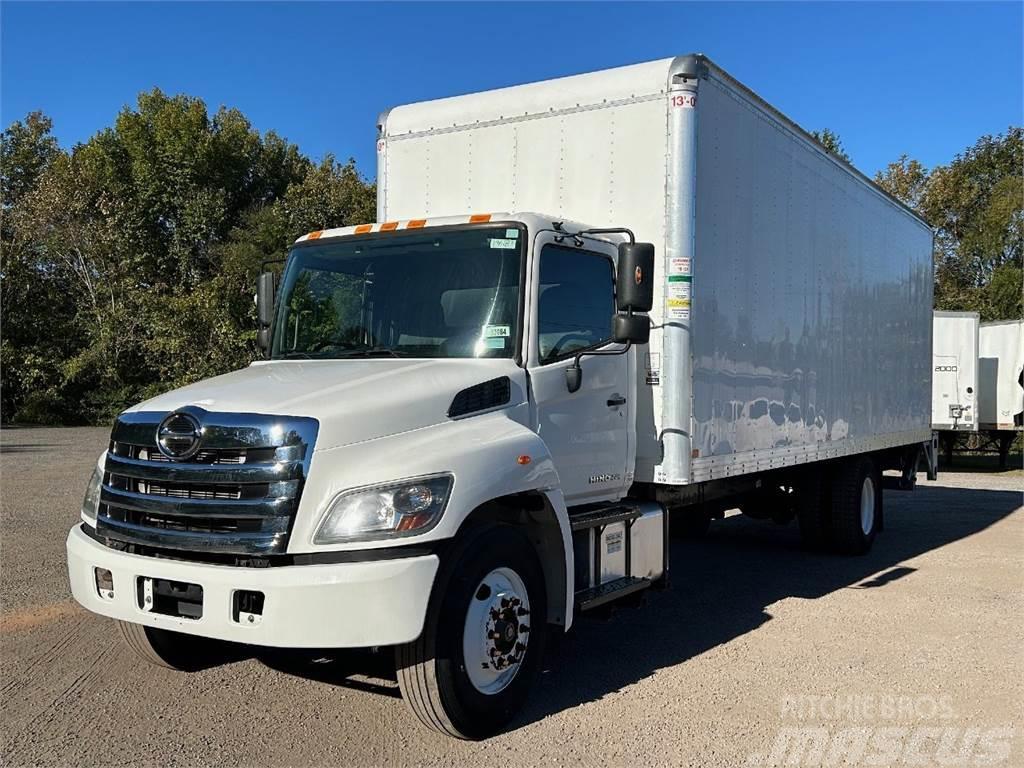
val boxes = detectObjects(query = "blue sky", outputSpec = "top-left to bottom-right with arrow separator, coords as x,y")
2,2 -> 1021,179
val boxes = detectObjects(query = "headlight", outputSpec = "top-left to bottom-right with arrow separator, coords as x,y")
81,465 -> 102,525
313,474 -> 454,544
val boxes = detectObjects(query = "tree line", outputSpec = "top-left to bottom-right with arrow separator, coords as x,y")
1,90 -> 1021,425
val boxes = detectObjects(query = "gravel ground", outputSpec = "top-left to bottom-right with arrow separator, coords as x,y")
1,426 -> 1021,767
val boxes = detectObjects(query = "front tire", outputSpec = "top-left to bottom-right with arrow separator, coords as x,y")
395,525 -> 547,739
118,621 -> 226,671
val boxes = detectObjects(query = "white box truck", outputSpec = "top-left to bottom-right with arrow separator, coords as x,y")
932,311 -> 980,433
978,319 -> 1023,467
67,55 -> 936,738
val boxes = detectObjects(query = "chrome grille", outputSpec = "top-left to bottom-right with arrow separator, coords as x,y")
96,407 -> 319,556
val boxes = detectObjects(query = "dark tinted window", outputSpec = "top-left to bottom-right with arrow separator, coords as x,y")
537,245 -> 614,364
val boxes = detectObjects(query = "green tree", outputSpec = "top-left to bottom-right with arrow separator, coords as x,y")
874,154 -> 929,210
810,128 -> 851,163
1,113 -> 79,422
1,90 -> 375,424
874,128 -> 1022,322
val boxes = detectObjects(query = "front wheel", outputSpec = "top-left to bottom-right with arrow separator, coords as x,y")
118,621 -> 229,671
395,525 -> 547,739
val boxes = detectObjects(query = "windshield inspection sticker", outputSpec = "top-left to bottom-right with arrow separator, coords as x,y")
489,238 -> 517,249
483,324 -> 510,338
505,229 -> 520,239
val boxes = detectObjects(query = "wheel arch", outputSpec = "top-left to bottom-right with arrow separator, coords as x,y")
454,488 -> 575,629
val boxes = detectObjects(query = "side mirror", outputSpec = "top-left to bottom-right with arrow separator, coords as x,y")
613,313 -> 650,345
616,242 -> 655,313
256,272 -> 276,353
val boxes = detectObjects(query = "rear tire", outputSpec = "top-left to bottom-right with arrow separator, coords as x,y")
829,456 -> 881,555
117,621 -> 224,671
797,472 -> 831,550
395,525 -> 547,739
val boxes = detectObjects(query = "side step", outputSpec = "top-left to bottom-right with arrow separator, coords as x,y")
569,504 -> 642,531
576,576 -> 651,612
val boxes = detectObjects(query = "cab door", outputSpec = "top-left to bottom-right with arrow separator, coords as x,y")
526,233 -> 632,505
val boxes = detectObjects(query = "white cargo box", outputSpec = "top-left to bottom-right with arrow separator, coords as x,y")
931,312 -> 980,431
978,319 -> 1024,431
378,54 -> 934,485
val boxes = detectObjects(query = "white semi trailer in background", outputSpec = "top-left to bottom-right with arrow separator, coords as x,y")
978,319 -> 1023,467
932,311 -> 980,460
67,55 -> 936,738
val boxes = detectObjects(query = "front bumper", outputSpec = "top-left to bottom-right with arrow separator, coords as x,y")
66,524 -> 439,648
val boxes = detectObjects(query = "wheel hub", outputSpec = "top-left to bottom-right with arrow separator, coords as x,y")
860,475 -> 876,536
464,568 -> 531,694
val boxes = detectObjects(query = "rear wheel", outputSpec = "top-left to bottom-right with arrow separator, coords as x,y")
118,621 -> 226,671
796,472 -> 831,550
829,456 -> 881,555
395,525 -> 547,739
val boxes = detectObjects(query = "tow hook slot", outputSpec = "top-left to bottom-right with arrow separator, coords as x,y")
233,590 -> 265,626
137,577 -> 203,619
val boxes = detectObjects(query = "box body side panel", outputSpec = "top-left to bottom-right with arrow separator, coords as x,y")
931,313 -> 980,431
689,75 -> 934,481
978,320 -> 1024,430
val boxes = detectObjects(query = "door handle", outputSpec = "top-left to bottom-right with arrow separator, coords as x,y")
607,395 -> 627,407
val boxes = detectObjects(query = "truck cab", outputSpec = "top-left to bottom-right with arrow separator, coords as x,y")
68,212 -> 661,738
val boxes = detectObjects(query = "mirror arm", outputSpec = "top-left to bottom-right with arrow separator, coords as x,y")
566,339 -> 633,394
577,227 -> 636,245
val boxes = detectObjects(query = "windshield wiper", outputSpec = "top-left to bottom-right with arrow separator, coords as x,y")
280,351 -> 312,359
335,347 -> 407,359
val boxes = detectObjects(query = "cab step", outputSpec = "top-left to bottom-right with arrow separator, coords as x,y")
575,576 -> 651,612
568,503 -> 642,531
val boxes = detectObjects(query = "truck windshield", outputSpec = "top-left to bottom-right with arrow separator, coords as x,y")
271,226 -> 523,360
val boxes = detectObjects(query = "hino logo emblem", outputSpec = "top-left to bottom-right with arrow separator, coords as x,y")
156,411 -> 203,461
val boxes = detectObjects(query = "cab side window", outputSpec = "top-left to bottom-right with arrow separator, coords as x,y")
537,245 -> 615,364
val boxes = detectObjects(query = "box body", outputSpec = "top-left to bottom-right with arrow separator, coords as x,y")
378,55 -> 934,486
978,320 -> 1024,430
